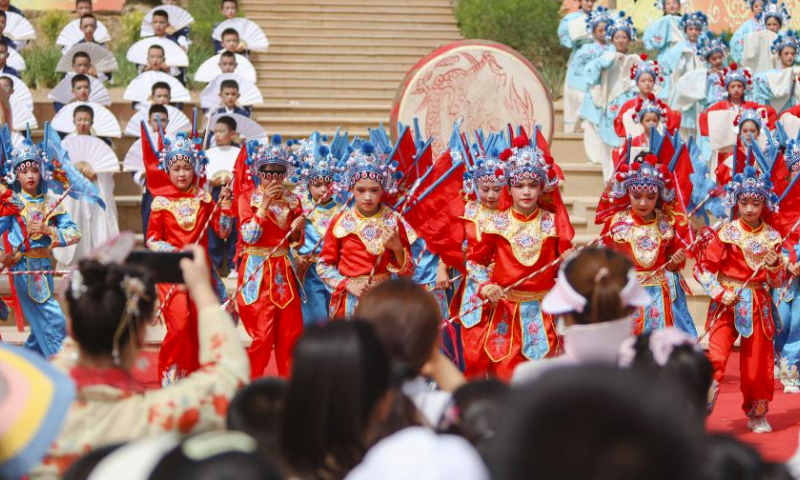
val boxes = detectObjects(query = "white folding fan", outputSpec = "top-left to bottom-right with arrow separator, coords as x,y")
194,53 -> 257,83
7,47 -> 24,71
1,74 -> 36,131
4,12 -> 35,42
123,71 -> 191,104
205,146 -> 240,180
57,43 -> 118,73
1,74 -> 32,108
140,5 -> 195,37
62,134 -> 120,173
124,104 -> 191,137
126,37 -> 189,68
123,138 -> 145,172
52,102 -> 121,138
200,73 -> 263,109
56,18 -> 112,49
48,73 -> 111,106
10,130 -> 23,148
212,18 -> 269,53
206,113 -> 266,146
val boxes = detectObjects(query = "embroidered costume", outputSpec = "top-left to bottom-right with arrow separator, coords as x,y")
694,167 -> 784,421
752,30 -> 800,114
144,130 -> 232,385
643,0 -> 687,61
558,4 -> 600,133
234,137 -> 303,377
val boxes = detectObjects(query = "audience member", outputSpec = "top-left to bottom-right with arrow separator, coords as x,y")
215,79 -> 251,117
0,42 -> 18,77
227,377 -> 286,460
702,434 -> 795,480
437,379 -> 508,462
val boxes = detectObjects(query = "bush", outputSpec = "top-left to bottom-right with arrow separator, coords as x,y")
109,9 -> 146,87
454,0 -> 569,96
37,10 -> 70,45
21,45 -> 62,89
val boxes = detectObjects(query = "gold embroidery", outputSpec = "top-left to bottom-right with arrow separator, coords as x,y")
718,220 -> 782,271
481,209 -> 557,267
251,189 -> 298,229
331,206 -> 399,256
610,209 -> 675,269
151,191 -> 212,231
19,194 -> 67,240
303,199 -> 338,238
462,200 -> 499,242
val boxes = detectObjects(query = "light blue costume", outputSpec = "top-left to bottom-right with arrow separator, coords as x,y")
559,9 -> 594,91
643,14 -> 684,61
291,131 -> 348,325
0,126 -> 103,358
752,30 -> 800,113
731,19 -> 763,64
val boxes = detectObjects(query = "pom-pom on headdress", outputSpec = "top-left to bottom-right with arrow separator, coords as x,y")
630,54 -> 663,87
697,32 -> 729,60
632,94 -> 668,123
732,108 -> 768,134
612,152 -> 676,203
500,134 -> 559,192
586,6 -> 614,35
724,165 -> 779,211
463,147 -> 507,196
2,135 -> 48,187
679,11 -> 709,31
784,138 -> 800,172
293,132 -> 343,187
605,11 -> 637,42
758,0 -> 791,27
157,132 -> 207,178
338,139 -> 401,195
771,29 -> 800,55
247,134 -> 295,185
720,63 -> 753,93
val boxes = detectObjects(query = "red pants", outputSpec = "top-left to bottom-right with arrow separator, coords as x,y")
707,291 -> 775,417
461,319 -> 491,378
158,285 -> 200,386
237,256 -> 303,378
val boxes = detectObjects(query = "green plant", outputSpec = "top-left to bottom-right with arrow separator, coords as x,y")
454,0 -> 569,95
37,10 -> 71,45
540,63 -> 567,100
21,45 -> 62,89
109,10 -> 146,87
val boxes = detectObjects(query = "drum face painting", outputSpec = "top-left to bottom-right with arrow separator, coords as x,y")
391,40 -> 555,155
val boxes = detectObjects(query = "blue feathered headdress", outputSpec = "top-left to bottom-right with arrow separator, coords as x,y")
725,165 -> 779,212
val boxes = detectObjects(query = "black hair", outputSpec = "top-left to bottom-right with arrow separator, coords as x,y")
72,51 -> 91,63
227,377 -> 286,457
152,9 -> 169,21
71,73 -> 90,88
0,11 -> 6,20
280,320 -> 392,480
62,444 -> 123,480
221,27 -> 239,39
149,103 -> 169,118
219,79 -> 239,93
0,76 -> 12,88
701,434 -> 782,480
439,379 -> 508,461
221,0 -> 238,7
149,434 -> 284,480
489,365 -> 703,480
79,13 -> 96,25
220,50 -> 236,60
216,115 -> 237,132
148,44 -> 165,55
151,81 -> 171,95
626,332 -> 713,423
562,247 -> 636,324
73,104 -> 94,120
75,0 -> 92,6
66,260 -> 156,357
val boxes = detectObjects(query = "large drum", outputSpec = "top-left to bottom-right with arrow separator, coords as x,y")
391,40 -> 554,155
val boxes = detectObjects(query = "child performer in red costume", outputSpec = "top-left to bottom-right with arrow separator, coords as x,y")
466,133 -> 574,380
693,165 -> 784,434
144,129 -> 233,386
614,56 -> 682,140
234,136 -> 305,378
316,140 -> 414,318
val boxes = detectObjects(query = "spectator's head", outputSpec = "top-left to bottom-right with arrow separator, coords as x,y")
702,434 -> 794,480
71,73 -> 91,101
75,0 -> 93,17
0,42 -> 8,68
73,104 -> 95,135
354,278 -> 441,381
0,75 -> 12,96
80,14 -> 97,41
62,444 -> 123,480
72,51 -> 92,74
151,81 -> 172,105
221,0 -> 238,19
148,104 -> 169,132
218,50 -> 237,73
0,0 -> 9,11
227,377 -> 286,458
213,115 -> 237,147
65,259 -> 156,369
149,432 -> 285,480
151,9 -> 170,37
618,328 -> 713,423
147,45 -> 166,69
221,28 -> 240,52
490,366 -> 703,480
281,320 -> 393,480
438,379 -> 508,461
219,79 -> 240,109
0,11 -> 7,34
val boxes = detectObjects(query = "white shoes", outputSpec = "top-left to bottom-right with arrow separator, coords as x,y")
227,269 -> 238,279
784,385 -> 800,394
747,417 -> 772,434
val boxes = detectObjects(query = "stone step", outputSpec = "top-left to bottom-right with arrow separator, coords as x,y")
246,4 -> 455,14
551,132 -> 589,164
253,102 -> 391,116
558,163 -> 605,198
243,0 -> 453,5
255,115 -> 389,133
251,13 -> 458,26
257,85 -> 399,97
252,76 -> 402,89
257,62 -> 412,74
255,69 -> 406,81
255,21 -> 460,33
256,51 -> 425,64
267,43 -> 438,56
267,32 -> 459,44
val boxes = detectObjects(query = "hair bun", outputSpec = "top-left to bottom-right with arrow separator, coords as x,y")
77,259 -> 111,297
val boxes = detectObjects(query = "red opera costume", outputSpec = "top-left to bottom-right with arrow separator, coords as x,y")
233,138 -> 304,378
143,128 -> 233,386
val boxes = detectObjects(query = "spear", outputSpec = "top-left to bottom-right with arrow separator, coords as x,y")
636,221 -> 724,287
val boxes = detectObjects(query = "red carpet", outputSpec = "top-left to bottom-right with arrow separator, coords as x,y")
707,352 -> 800,462
131,348 -> 799,461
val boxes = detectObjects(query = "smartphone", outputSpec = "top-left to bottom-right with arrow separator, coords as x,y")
125,250 -> 194,284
